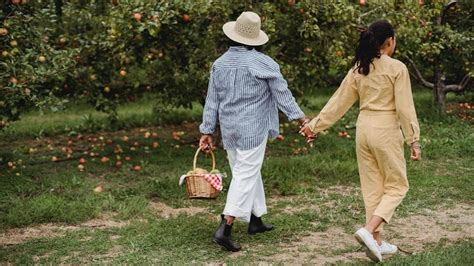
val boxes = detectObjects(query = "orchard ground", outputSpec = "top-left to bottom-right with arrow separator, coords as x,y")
0,89 -> 473,264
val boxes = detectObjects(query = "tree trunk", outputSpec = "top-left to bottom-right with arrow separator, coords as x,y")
433,66 -> 446,112
434,85 -> 446,112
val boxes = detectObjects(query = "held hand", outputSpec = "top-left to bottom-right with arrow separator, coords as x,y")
410,142 -> 422,161
199,134 -> 214,153
299,124 -> 316,147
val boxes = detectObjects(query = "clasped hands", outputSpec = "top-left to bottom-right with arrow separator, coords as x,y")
298,117 -> 316,146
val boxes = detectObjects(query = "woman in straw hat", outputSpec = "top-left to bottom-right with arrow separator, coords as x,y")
199,11 -> 309,252
300,20 -> 421,262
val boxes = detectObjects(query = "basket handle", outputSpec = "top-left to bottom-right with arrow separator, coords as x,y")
193,147 -> 216,171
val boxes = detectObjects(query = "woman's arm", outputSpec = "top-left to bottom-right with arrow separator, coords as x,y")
394,65 -> 420,146
265,62 -> 305,121
199,70 -> 219,135
306,70 -> 359,134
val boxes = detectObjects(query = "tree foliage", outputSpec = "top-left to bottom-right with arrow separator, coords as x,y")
0,0 -> 472,128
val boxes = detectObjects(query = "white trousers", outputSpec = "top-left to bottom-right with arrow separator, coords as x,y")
223,138 -> 268,223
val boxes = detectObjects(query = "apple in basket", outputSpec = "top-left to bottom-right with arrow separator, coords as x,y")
180,168 -> 224,187
187,167 -> 208,175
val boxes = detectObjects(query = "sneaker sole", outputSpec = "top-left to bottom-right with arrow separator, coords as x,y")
212,238 -> 241,252
354,233 -> 381,262
381,249 -> 398,256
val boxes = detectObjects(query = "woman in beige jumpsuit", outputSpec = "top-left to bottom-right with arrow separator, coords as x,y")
300,20 -> 421,262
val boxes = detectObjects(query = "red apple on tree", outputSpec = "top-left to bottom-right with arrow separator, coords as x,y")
182,14 -> 190,22
133,13 -> 142,22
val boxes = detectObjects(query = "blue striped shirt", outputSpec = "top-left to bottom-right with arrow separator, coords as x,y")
199,46 -> 305,150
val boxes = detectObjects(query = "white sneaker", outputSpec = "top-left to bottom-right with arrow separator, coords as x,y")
378,241 -> 398,255
354,228 -> 382,262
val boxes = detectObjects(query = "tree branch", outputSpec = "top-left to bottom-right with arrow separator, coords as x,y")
405,58 -> 434,88
444,74 -> 471,93
460,74 -> 471,88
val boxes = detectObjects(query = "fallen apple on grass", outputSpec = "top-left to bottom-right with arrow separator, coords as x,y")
93,184 -> 104,193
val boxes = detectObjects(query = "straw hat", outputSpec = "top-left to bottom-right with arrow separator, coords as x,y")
223,11 -> 269,46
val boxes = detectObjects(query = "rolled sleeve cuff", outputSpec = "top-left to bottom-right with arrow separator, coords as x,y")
307,117 -> 320,134
199,124 -> 214,135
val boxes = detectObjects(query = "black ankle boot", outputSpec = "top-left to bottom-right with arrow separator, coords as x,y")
248,214 -> 274,235
213,215 -> 241,252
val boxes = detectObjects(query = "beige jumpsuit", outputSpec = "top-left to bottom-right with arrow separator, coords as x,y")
308,55 -> 420,231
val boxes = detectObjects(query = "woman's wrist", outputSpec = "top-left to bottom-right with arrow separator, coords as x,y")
410,141 -> 421,149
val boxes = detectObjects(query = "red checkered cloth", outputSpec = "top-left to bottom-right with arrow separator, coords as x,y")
202,174 -> 223,191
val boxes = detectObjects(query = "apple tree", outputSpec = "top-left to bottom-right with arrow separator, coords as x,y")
0,0 -> 78,128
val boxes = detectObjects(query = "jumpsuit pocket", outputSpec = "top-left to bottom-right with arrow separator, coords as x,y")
372,127 -> 404,147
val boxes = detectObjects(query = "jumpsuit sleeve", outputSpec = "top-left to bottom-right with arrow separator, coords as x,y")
199,69 -> 219,134
394,64 -> 420,145
307,69 -> 359,133
266,64 -> 305,121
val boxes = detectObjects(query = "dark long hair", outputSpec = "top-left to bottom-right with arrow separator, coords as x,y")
352,20 -> 395,75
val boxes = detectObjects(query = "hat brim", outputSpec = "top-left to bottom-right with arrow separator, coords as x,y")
223,21 -> 269,46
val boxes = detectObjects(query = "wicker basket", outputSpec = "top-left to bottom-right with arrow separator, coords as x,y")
185,148 -> 220,199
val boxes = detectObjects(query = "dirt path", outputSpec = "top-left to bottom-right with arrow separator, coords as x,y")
261,203 -> 473,264
0,202 -> 208,246
0,213 -> 130,246
1,195 -> 472,264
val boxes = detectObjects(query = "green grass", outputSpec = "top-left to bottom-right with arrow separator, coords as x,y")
381,240 -> 474,265
0,94 -> 204,139
0,89 -> 472,263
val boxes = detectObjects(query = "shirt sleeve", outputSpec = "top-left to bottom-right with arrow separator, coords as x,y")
308,70 -> 358,133
199,69 -> 219,134
394,65 -> 420,145
266,64 -> 305,121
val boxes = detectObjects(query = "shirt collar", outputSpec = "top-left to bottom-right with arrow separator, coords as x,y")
229,46 -> 252,52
